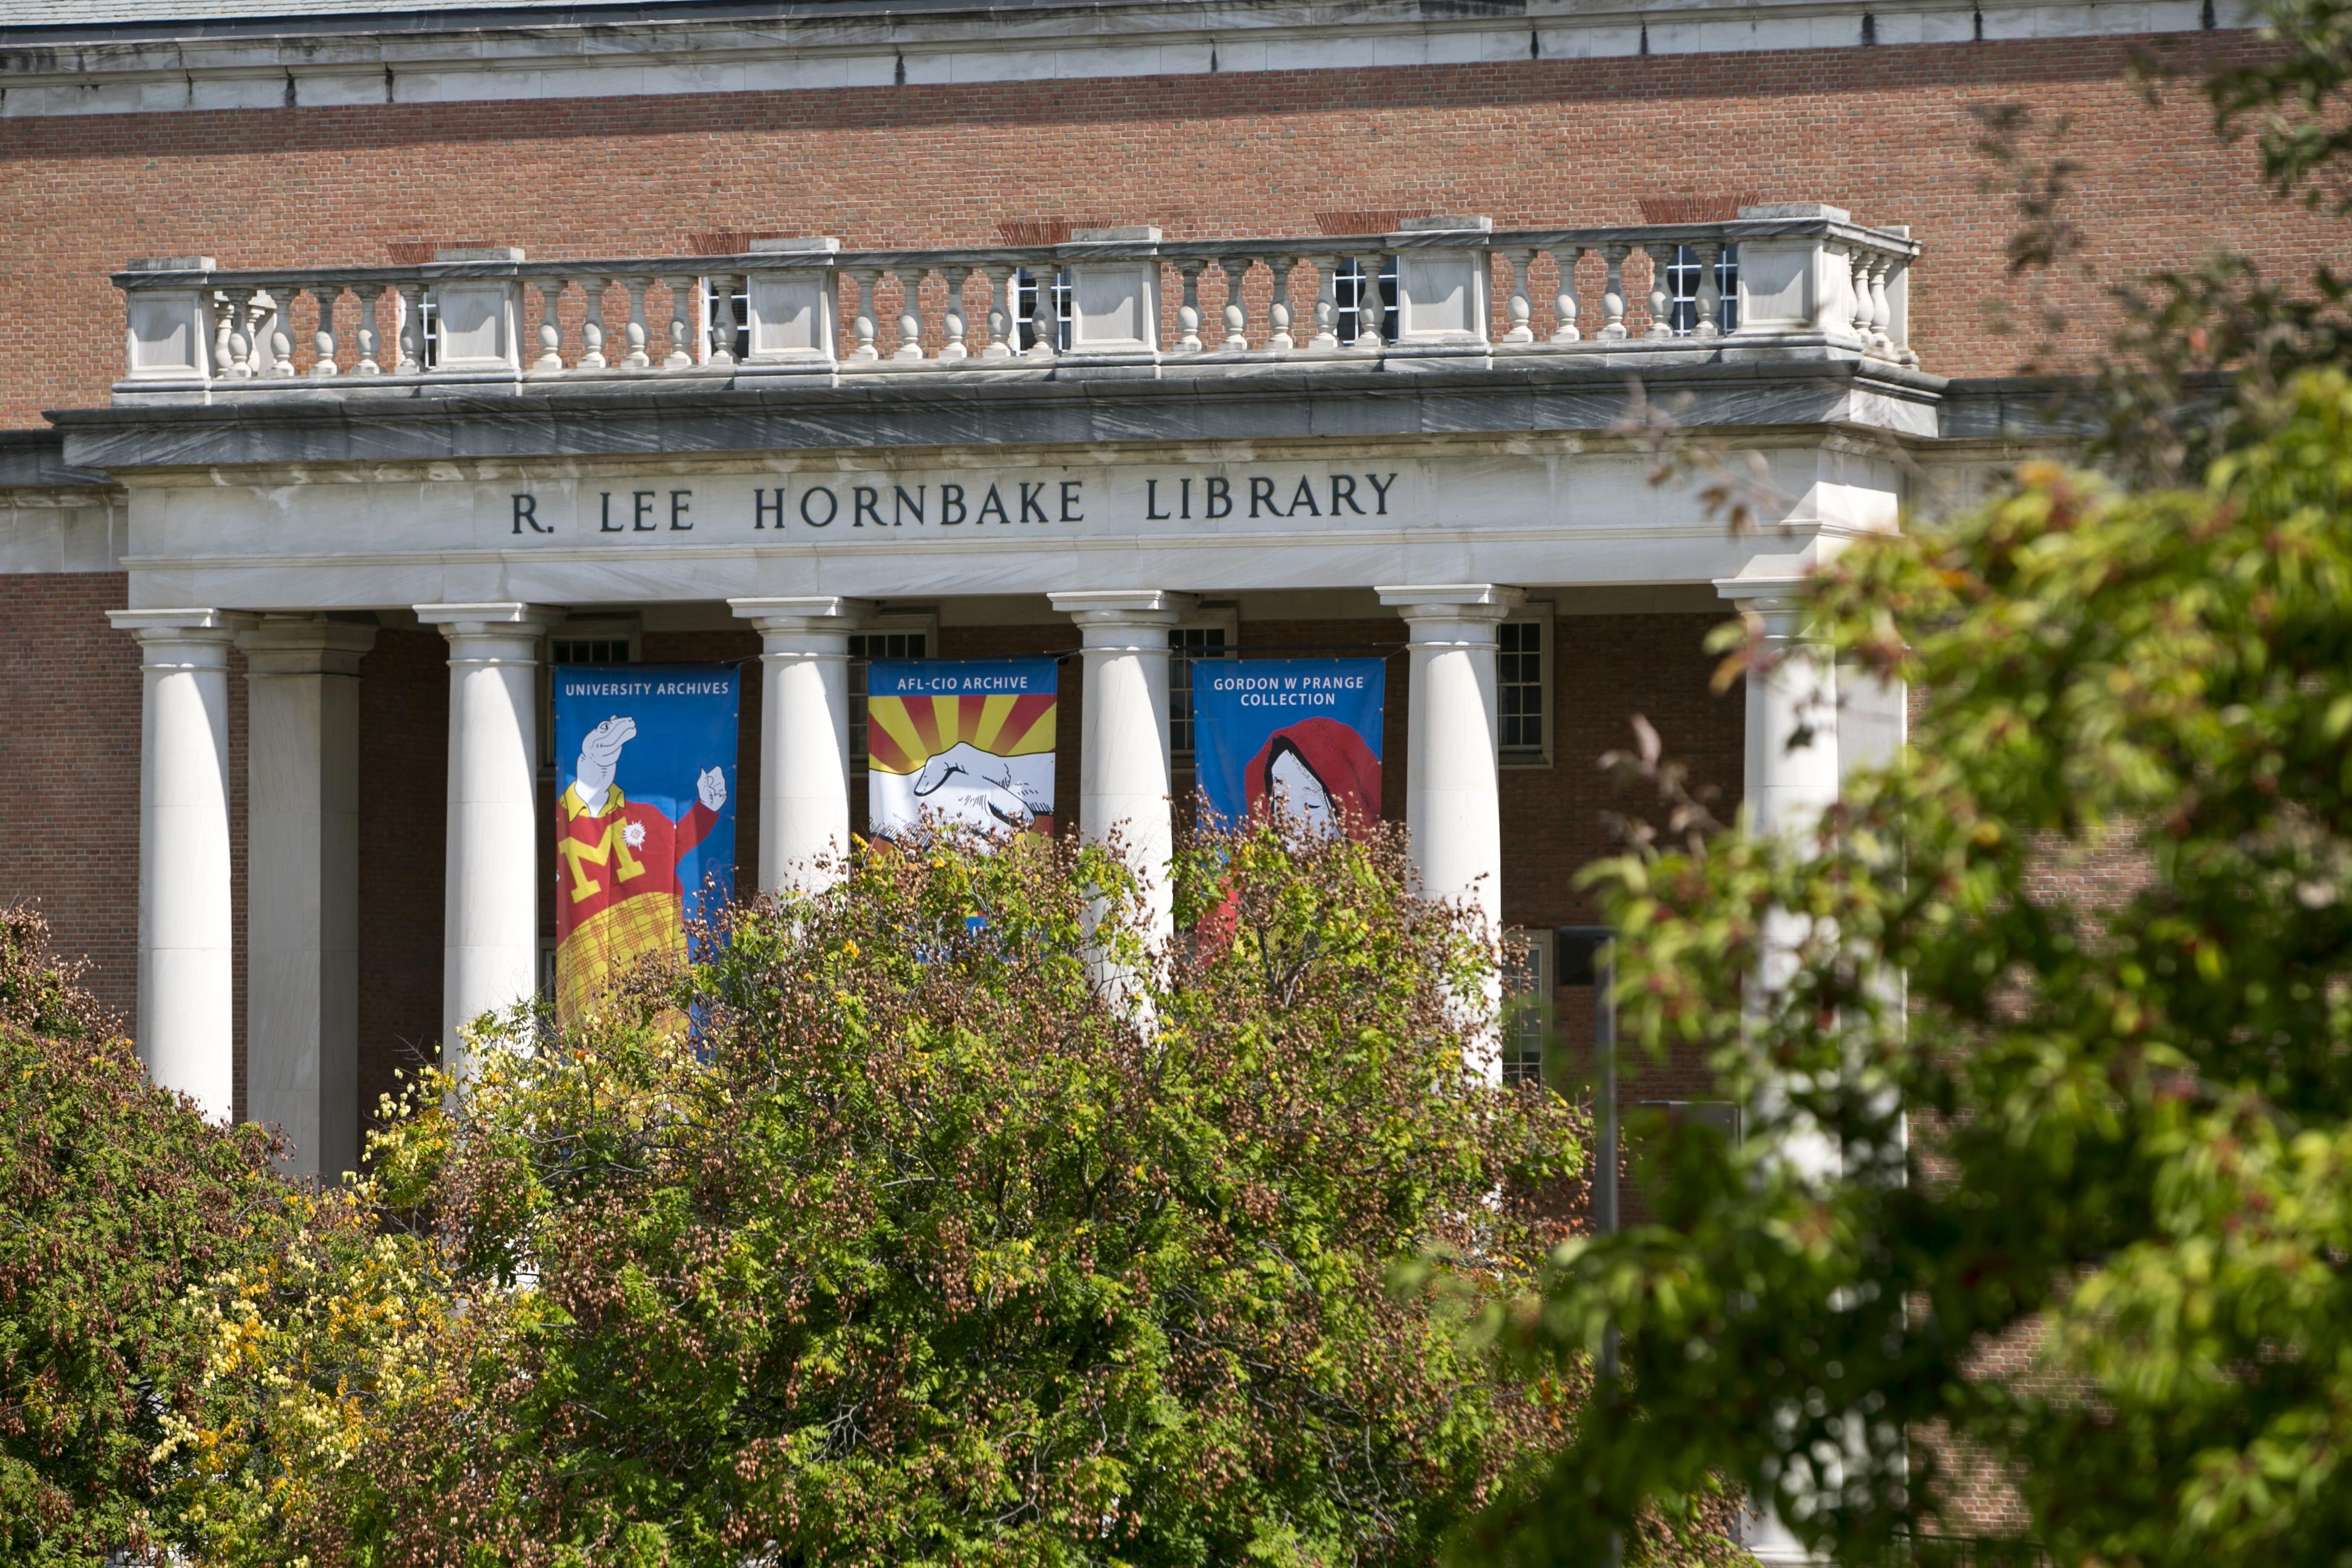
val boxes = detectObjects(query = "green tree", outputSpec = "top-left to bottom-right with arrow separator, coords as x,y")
195,826 -> 1609,1567
0,906 -> 292,1564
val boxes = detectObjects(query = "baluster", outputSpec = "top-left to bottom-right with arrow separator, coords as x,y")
1220,258 -> 1250,351
621,277 -> 653,370
1268,255 -> 1296,354
223,287 -> 256,379
1849,250 -> 1873,342
981,265 -> 1014,359
1175,260 -> 1204,353
1694,242 -> 1724,340
1502,249 -> 1534,344
1867,255 -> 1895,356
309,285 -> 341,377
707,273 -> 741,367
1025,268 -> 1057,361
1887,258 -> 1916,365
266,290 -> 296,377
210,292 -> 235,379
941,269 -> 973,362
531,279 -> 566,373
846,269 -> 881,362
1547,247 -> 1583,344
664,275 -> 695,370
1353,253 -> 1385,351
895,269 -> 927,361
394,282 -> 423,373
353,284 -> 383,374
1311,255 -> 1340,351
1644,246 -> 1673,340
1600,245 -> 1629,341
247,292 -> 275,376
578,279 -> 608,370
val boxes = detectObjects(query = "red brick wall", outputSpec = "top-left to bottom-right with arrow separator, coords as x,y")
1,31 -> 2331,425
0,573 -> 141,1025
354,627 -> 446,1138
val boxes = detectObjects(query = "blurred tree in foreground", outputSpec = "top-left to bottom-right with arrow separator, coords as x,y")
1474,4 -> 2352,1556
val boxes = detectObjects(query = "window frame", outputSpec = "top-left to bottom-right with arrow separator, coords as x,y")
1497,604 -> 1554,769
1167,606 -> 1241,769
847,611 -> 942,775
1500,924 -> 1555,1087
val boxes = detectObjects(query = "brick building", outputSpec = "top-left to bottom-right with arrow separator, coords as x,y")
0,17 -> 2307,1534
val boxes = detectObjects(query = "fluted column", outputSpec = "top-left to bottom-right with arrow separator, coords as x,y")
728,596 -> 870,896
415,603 -> 551,1075
1050,590 -> 1194,947
109,609 -> 243,1122
240,616 -> 375,1178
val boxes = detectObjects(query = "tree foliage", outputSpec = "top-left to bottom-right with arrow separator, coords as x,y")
189,826 -> 1602,1567
0,906 -> 290,1565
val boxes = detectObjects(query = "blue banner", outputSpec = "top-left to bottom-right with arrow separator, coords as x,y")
1193,659 -> 1385,840
552,664 -> 740,1025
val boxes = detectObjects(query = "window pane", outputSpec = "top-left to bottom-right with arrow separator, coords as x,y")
1168,626 -> 1229,759
849,631 -> 926,768
1498,621 -> 1543,754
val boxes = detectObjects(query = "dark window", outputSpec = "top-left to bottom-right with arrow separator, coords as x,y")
1337,257 -> 1400,344
704,279 -> 751,359
1168,626 -> 1232,762
552,636 -> 632,665
848,630 -> 928,769
1666,244 -> 1741,336
1498,621 -> 1546,756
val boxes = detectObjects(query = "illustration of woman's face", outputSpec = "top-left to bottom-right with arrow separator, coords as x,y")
1267,743 -> 1339,839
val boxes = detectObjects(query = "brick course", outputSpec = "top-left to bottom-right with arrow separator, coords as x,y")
1,31 -> 2336,425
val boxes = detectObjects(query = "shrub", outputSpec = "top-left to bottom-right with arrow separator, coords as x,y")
197,826 -> 1595,1567
0,906 -> 289,1565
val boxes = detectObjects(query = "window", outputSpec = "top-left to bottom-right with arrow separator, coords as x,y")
1168,623 -> 1233,764
704,278 -> 750,360
1665,244 -> 1740,337
1498,615 -> 1552,766
1013,267 -> 1073,351
1501,927 -> 1554,1086
1337,257 -> 1399,344
848,624 -> 932,771
552,636 -> 632,665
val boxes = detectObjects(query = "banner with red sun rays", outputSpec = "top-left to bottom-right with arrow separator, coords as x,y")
867,658 -> 1058,840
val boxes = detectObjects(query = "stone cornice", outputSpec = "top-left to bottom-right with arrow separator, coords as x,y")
0,0 -> 2252,119
51,350 -> 1949,474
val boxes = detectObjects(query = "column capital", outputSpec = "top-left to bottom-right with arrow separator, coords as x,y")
1713,577 -> 1815,639
415,602 -> 553,665
1377,584 -> 1523,636
109,607 -> 248,662
1051,589 -> 1196,645
728,596 -> 874,636
238,615 -> 378,678
414,601 -> 555,637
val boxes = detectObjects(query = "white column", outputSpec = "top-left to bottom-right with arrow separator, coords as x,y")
1717,583 -> 1840,840
415,603 -> 550,1076
1377,584 -> 1522,928
1050,590 -> 1194,946
109,609 -> 243,1122
728,596 -> 870,896
240,616 -> 374,1178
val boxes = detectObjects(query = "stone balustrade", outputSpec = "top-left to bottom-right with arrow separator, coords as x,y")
111,204 -> 1918,400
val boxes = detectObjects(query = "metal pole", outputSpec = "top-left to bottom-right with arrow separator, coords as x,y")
1597,935 -> 1623,1568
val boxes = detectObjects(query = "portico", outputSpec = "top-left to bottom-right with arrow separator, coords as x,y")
62,206 -> 1935,1174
